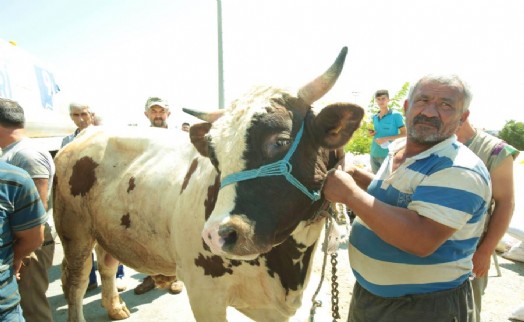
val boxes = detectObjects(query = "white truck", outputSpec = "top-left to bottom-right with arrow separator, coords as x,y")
0,38 -> 73,155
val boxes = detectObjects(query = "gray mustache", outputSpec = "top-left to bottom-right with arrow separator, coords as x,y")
413,115 -> 441,129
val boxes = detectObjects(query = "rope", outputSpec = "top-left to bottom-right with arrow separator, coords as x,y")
220,123 -> 320,202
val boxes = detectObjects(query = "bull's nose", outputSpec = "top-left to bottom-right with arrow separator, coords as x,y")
218,225 -> 238,248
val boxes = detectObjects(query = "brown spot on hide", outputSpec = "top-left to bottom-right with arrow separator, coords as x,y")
69,156 -> 99,197
194,253 -> 232,277
194,252 -> 254,278
127,177 -> 136,193
264,237 -> 315,295
121,213 -> 131,229
204,174 -> 220,220
180,158 -> 198,194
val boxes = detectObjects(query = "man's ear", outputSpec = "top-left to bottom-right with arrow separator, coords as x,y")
403,99 -> 409,114
460,110 -> 470,125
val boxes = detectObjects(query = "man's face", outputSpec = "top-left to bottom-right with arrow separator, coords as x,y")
145,105 -> 170,128
375,95 -> 389,109
70,107 -> 94,130
406,80 -> 468,144
181,123 -> 190,132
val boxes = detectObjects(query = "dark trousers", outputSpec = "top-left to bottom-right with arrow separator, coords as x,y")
348,280 -> 476,322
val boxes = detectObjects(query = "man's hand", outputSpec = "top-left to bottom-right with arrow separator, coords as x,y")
323,169 -> 358,206
375,137 -> 389,145
472,248 -> 492,278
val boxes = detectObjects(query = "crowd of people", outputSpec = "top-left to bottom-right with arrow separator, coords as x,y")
0,96 -> 189,321
0,73 -> 522,321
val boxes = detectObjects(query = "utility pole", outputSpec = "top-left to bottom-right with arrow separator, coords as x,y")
351,91 -> 360,104
217,0 -> 225,109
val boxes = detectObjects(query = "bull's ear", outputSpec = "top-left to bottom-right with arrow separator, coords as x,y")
190,122 -> 212,157
312,103 -> 364,149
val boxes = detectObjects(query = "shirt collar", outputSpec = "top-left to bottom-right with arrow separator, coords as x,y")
389,135 -> 458,160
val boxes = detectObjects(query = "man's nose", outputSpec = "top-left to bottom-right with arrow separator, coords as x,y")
420,101 -> 440,116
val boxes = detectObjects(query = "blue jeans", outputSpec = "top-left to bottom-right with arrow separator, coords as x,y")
89,253 -> 125,284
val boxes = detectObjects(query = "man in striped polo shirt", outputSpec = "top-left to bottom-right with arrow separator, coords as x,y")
0,161 -> 47,321
323,74 -> 491,322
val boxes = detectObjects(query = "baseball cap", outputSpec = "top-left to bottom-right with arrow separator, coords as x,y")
145,97 -> 169,111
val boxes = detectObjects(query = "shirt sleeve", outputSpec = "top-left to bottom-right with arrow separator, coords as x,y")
408,166 -> 490,229
9,149 -> 52,179
394,112 -> 405,129
10,173 -> 47,232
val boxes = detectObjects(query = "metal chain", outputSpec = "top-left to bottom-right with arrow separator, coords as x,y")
309,204 -> 344,322
309,216 -> 331,322
330,252 -> 341,321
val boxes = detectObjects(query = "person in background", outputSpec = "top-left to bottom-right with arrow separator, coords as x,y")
323,75 -> 491,322
0,98 -> 55,322
134,97 -> 183,295
144,96 -> 170,128
61,102 -> 127,292
0,161 -> 47,321
181,122 -> 190,132
456,118 -> 519,321
368,89 -> 406,173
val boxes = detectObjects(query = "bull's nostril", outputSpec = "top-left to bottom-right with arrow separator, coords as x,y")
207,233 -> 212,240
218,226 -> 238,246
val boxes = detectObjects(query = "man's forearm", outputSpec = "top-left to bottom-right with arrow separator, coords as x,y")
13,225 -> 45,262
477,203 -> 514,254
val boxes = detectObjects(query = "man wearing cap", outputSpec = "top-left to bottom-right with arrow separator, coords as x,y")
134,97 -> 183,295
144,97 -> 171,128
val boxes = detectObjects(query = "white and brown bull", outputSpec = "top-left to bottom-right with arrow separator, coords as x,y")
53,47 -> 364,322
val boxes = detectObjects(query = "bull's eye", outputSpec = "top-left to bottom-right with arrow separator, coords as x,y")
276,138 -> 290,147
265,134 -> 291,159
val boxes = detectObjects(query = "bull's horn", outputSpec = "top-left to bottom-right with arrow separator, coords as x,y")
297,47 -> 348,105
183,108 -> 225,123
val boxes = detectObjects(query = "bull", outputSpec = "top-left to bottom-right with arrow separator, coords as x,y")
53,47 -> 364,322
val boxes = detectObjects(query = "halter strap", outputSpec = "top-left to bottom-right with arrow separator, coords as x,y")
220,123 -> 321,202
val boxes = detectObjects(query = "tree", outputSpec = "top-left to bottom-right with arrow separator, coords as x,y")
345,82 -> 410,154
498,120 -> 524,151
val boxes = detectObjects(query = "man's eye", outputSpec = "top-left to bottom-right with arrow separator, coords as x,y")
440,102 -> 453,110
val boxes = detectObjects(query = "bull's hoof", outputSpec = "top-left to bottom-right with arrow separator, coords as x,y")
168,281 -> 184,295
108,303 -> 131,320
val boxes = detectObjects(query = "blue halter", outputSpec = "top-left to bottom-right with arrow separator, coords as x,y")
220,123 -> 321,202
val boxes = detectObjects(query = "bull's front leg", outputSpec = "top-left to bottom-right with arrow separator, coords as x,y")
95,245 -> 131,320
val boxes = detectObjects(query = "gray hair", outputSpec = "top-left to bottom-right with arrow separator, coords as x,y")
69,102 -> 92,113
0,98 -> 25,128
407,74 -> 473,112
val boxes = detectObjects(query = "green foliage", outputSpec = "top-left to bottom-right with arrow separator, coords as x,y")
498,120 -> 524,151
346,82 -> 410,154
345,119 -> 373,154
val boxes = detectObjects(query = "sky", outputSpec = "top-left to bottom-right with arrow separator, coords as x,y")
1,0 -> 523,129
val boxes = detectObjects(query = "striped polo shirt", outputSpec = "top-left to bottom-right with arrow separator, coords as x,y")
0,162 -> 47,313
349,136 -> 491,298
